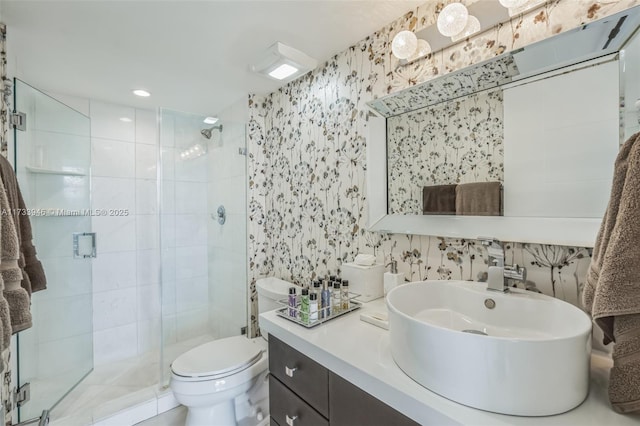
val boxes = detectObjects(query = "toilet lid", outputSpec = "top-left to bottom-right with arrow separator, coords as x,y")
171,336 -> 263,379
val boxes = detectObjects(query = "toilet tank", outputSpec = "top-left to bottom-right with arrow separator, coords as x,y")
256,277 -> 294,314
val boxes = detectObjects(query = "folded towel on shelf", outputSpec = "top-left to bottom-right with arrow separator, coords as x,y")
0,155 -> 47,294
455,182 -> 502,216
0,178 -> 31,334
582,132 -> 640,413
422,184 -> 456,215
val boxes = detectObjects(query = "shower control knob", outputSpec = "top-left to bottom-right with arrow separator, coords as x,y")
256,410 -> 264,421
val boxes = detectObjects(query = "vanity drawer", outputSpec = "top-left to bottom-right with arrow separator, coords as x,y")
329,372 -> 420,426
269,335 -> 329,417
270,375 -> 329,426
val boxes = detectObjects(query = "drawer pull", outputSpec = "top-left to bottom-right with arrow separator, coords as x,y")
286,415 -> 298,426
285,366 -> 297,377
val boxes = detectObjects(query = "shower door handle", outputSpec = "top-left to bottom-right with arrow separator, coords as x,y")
73,232 -> 97,259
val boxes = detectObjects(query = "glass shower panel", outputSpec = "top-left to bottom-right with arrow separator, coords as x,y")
159,108 -> 247,386
13,79 -> 93,422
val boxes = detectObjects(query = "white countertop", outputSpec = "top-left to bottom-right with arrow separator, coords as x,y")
260,298 -> 640,426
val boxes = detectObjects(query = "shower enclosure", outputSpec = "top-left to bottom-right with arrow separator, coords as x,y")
160,107 -> 249,387
12,79 -> 94,423
10,86 -> 248,422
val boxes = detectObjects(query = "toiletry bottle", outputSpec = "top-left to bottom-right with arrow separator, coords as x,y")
341,279 -> 350,311
300,288 -> 310,324
309,293 -> 318,323
288,287 -> 297,318
313,280 -> 322,300
321,279 -> 331,318
384,260 -> 404,297
332,282 -> 342,314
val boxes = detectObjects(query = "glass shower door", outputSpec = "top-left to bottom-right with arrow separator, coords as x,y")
13,79 -> 93,422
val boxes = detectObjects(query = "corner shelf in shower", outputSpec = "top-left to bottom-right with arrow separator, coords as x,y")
26,166 -> 86,176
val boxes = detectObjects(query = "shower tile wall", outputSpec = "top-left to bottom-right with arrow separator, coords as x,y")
86,99 -> 160,366
161,98 -> 248,349
160,111 -> 210,346
207,98 -> 248,339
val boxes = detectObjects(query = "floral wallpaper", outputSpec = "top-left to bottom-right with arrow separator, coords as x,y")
387,89 -> 503,214
0,22 -> 11,426
246,0 -> 640,341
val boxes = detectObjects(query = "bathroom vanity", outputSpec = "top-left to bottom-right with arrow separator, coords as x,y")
268,334 -> 418,426
261,299 -> 640,425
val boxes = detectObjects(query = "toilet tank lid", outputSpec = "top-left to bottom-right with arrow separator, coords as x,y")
256,277 -> 294,299
171,335 -> 263,379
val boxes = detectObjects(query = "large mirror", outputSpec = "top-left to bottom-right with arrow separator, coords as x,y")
366,6 -> 640,247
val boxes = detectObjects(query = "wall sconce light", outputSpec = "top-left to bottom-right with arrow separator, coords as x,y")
251,42 -> 318,82
437,3 -> 469,37
391,0 -> 541,65
391,30 -> 419,60
451,15 -> 481,42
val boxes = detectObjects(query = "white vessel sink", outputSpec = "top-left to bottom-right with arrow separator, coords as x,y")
386,280 -> 592,416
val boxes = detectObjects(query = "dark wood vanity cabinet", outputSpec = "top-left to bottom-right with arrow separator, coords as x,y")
268,335 -> 419,426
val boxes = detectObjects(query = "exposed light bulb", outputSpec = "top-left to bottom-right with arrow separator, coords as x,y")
437,3 -> 469,37
499,0 -> 530,7
391,30 -> 418,60
451,15 -> 481,42
407,39 -> 432,62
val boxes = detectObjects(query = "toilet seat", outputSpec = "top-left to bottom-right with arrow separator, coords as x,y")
171,336 -> 264,380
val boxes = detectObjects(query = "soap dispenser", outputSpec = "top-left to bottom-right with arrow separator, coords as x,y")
384,259 -> 404,297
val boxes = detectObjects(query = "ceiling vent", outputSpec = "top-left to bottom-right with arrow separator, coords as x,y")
251,42 -> 318,82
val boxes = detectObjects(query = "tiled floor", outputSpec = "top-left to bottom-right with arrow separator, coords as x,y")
49,334 -> 215,425
136,406 -> 186,426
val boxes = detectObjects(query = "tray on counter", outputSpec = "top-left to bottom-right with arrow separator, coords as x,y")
275,293 -> 362,328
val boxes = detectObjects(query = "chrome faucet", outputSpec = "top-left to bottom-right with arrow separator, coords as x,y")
478,237 -> 526,292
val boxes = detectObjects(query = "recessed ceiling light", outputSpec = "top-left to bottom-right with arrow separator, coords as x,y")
203,117 -> 218,124
133,89 -> 151,97
120,117 -> 133,123
268,64 -> 299,80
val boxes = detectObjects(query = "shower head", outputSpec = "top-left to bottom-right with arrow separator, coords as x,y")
201,124 -> 223,139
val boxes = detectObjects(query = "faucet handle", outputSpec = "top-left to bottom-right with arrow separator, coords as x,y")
478,237 -> 504,267
504,264 -> 527,282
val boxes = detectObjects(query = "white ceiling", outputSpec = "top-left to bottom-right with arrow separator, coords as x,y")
1,0 -> 423,116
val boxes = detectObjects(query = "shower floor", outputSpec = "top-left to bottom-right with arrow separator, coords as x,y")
44,334 -> 215,426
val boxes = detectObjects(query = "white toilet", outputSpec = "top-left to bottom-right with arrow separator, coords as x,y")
170,277 -> 293,426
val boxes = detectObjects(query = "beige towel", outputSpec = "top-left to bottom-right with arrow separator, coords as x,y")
608,315 -> 640,413
582,132 -> 640,413
0,155 -> 47,294
0,178 -> 31,334
422,185 -> 457,215
455,182 -> 502,216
